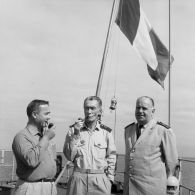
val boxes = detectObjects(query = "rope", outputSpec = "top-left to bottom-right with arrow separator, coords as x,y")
113,109 -> 117,139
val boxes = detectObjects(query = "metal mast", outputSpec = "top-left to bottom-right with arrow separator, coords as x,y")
95,0 -> 117,97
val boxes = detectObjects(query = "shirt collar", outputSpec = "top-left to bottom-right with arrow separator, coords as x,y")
26,125 -> 42,136
95,122 -> 101,131
81,121 -> 100,131
138,119 -> 156,129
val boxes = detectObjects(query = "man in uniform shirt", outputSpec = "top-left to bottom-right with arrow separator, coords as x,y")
63,96 -> 116,195
123,96 -> 178,195
12,99 -> 57,195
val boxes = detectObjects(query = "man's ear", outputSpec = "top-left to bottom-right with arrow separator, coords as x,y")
152,108 -> 155,114
32,111 -> 37,119
99,108 -> 103,116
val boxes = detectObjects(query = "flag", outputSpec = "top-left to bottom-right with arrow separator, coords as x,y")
115,0 -> 174,88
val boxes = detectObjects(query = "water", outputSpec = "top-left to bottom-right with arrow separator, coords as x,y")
179,158 -> 195,195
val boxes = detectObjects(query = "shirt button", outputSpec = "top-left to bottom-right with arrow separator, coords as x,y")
131,149 -> 135,152
130,157 -> 134,160
129,165 -> 133,169
129,174 -> 133,178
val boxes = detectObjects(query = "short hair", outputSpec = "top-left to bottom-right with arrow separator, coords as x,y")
137,96 -> 155,107
84,96 -> 102,108
26,99 -> 49,118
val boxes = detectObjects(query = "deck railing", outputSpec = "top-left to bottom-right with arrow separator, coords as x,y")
179,185 -> 195,195
179,158 -> 195,195
1,150 -> 195,195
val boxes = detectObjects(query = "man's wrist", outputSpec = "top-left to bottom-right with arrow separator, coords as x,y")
39,136 -> 49,148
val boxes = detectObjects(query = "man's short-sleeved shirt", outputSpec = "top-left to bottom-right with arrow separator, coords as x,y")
12,127 -> 56,181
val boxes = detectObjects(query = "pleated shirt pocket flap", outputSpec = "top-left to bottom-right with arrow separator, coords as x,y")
94,141 -> 107,149
94,141 -> 107,158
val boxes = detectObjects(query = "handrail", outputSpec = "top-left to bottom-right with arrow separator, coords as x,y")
114,156 -> 195,195
179,157 -> 195,163
179,184 -> 195,194
2,150 -> 195,195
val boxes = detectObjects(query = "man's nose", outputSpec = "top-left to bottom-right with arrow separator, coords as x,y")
87,109 -> 92,114
47,114 -> 51,121
138,108 -> 143,112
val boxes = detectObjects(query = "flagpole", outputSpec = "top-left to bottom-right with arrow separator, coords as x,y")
168,0 -> 171,126
95,0 -> 117,97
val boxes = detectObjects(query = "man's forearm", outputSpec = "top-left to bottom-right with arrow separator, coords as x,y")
39,136 -> 49,149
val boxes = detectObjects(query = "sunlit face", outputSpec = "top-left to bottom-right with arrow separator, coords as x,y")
135,97 -> 155,125
33,104 -> 51,129
84,100 -> 101,123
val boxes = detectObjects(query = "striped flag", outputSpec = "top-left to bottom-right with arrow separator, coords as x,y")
115,0 -> 174,88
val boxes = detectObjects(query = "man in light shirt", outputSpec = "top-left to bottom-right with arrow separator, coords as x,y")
123,96 -> 178,195
63,96 -> 116,195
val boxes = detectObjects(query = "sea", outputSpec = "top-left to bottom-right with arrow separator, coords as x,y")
0,150 -> 195,195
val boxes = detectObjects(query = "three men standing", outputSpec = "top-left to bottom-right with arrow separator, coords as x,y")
12,96 -> 178,195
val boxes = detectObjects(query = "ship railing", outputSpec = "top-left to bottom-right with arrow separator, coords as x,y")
55,161 -> 74,186
1,150 -> 195,194
179,185 -> 195,195
179,157 -> 195,195
0,150 -> 17,182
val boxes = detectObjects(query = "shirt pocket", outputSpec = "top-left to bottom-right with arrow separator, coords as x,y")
94,141 -> 107,159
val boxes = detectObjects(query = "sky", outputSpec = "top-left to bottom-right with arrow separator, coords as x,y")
0,0 -> 195,157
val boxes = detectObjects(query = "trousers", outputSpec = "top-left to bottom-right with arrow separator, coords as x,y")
66,171 -> 112,195
12,179 -> 57,195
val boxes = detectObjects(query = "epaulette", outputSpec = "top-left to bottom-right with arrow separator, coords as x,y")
100,124 -> 112,132
125,122 -> 135,129
157,121 -> 170,129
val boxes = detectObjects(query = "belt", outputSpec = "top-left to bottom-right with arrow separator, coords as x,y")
74,168 -> 105,174
20,178 -> 55,183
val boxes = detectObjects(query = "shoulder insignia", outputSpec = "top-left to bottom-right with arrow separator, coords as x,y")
125,122 -> 135,129
157,121 -> 170,129
100,124 -> 112,132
